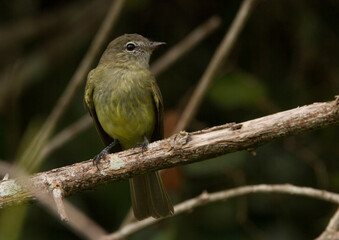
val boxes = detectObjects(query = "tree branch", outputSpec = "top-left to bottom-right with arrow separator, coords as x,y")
102,184 -> 339,240
0,161 -> 107,239
316,208 -> 339,240
0,99 -> 338,208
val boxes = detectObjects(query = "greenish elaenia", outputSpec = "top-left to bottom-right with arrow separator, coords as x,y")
84,34 -> 174,220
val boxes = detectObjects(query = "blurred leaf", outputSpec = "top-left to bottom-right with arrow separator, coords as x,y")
0,206 -> 27,240
207,72 -> 267,110
151,225 -> 177,240
184,152 -> 247,177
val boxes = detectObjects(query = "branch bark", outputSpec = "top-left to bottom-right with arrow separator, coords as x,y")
0,99 -> 338,208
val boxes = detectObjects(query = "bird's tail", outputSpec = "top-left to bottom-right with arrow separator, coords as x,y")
129,171 -> 174,220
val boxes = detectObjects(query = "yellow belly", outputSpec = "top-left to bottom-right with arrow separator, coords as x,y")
94,88 -> 155,150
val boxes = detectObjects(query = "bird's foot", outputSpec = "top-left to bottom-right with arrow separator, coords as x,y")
93,139 -> 118,171
134,136 -> 149,154
93,151 -> 108,171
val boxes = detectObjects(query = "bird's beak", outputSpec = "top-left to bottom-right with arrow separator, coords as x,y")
149,41 -> 166,50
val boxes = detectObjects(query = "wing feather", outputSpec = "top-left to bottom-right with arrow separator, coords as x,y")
151,78 -> 164,141
84,70 -> 116,147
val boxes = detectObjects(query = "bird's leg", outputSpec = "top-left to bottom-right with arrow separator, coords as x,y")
93,139 -> 118,171
134,135 -> 149,154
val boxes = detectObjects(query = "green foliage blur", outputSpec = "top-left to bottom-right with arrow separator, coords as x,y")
0,0 -> 338,239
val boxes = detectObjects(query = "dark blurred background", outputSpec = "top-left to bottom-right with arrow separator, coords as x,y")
0,0 -> 338,239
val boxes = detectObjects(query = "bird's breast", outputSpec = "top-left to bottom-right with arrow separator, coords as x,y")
93,69 -> 156,149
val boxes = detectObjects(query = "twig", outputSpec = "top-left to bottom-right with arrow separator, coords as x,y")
63,200 -> 107,240
41,115 -> 92,160
326,209 -> 339,233
102,184 -> 339,240
150,16 -> 221,75
174,0 -> 258,132
17,0 -> 125,171
36,184 -> 107,240
316,208 -> 339,240
2,173 -> 9,180
0,99 -> 338,208
52,187 -> 69,222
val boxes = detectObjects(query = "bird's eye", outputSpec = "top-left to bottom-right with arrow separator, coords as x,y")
126,43 -> 136,51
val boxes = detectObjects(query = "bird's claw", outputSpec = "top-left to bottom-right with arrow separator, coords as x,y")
93,139 -> 118,171
93,151 -> 108,171
134,142 -> 148,154
134,136 -> 149,154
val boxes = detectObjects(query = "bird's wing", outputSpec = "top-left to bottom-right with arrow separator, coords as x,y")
151,77 -> 164,141
84,69 -> 115,147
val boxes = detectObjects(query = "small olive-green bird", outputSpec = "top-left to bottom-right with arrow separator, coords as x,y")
84,34 -> 174,220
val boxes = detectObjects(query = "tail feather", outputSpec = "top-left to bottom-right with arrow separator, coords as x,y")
129,171 -> 174,220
